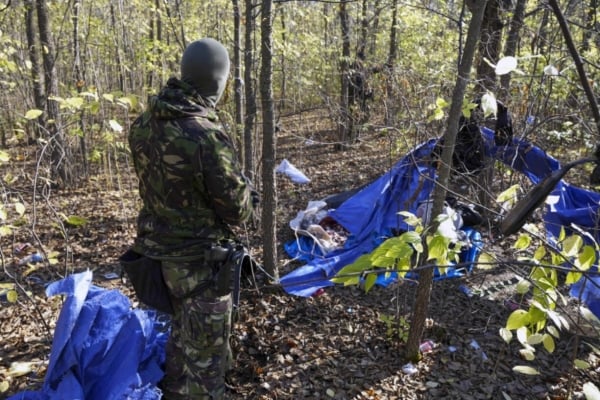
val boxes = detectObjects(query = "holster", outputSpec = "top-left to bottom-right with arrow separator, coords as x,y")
119,249 -> 175,315
211,243 -> 254,309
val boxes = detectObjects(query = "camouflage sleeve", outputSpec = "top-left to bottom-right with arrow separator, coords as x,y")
197,127 -> 256,225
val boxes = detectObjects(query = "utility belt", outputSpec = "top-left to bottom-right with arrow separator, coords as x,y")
119,243 -> 253,315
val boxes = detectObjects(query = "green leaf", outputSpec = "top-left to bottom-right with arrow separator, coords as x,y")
25,109 -> 43,120
513,234 -> 531,250
527,333 -> 544,345
562,235 -> 583,257
364,273 -> 377,293
0,150 -> 10,163
103,93 -> 115,103
506,309 -> 530,330
65,97 -> 84,110
512,365 -> 540,375
516,279 -> 531,295
496,184 -> 519,203
578,245 -> 596,271
574,359 -> 591,370
427,235 -> 449,262
565,271 -> 582,285
64,215 -> 88,227
542,333 -> 555,353
533,246 -> 546,261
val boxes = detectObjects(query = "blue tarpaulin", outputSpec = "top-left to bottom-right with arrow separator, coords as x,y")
280,127 -> 600,318
8,271 -> 169,400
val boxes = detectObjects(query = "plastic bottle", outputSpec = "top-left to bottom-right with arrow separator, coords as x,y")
18,253 -> 43,266
458,284 -> 473,298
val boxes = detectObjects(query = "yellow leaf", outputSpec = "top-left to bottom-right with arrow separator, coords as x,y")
24,109 -> 43,120
0,380 -> 9,393
513,365 -> 540,375
14,202 -> 25,216
6,289 -> 17,303
0,150 -> 10,163
476,252 -> 495,269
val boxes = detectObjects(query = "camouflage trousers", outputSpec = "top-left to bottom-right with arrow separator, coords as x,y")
160,257 -> 233,400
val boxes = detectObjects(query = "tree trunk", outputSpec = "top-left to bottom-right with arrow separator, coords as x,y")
384,0 -> 399,126
244,0 -> 257,180
337,1 -> 351,148
36,0 -> 73,187
25,0 -> 45,141
500,0 -> 527,98
232,0 -> 244,159
260,0 -> 278,280
72,0 -> 88,178
475,0 -> 503,94
405,0 -> 489,362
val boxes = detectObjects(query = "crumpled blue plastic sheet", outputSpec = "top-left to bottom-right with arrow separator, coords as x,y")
280,127 -> 600,318
8,270 -> 169,400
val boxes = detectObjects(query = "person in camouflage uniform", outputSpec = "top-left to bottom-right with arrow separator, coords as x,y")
128,38 -> 258,399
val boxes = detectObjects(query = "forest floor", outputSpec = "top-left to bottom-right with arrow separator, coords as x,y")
1,109 -> 599,400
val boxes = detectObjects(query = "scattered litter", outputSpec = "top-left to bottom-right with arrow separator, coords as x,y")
14,243 -> 31,255
103,272 -> 120,280
504,299 -> 520,311
469,339 -> 489,361
419,340 -> 435,353
18,253 -> 43,266
402,362 -> 418,375
458,284 -> 473,298
448,346 -> 457,353
275,159 -> 310,184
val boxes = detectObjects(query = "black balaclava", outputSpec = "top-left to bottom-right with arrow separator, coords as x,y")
180,38 -> 230,107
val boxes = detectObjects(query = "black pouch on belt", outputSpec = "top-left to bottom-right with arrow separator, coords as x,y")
213,244 -> 254,308
119,249 -> 174,315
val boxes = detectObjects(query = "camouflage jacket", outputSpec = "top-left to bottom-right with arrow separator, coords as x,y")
128,78 -> 255,258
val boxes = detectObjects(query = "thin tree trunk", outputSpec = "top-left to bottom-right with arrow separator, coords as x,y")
260,0 -> 278,280
337,1 -> 351,148
278,5 -> 287,114
25,0 -> 45,141
384,0 -> 398,126
405,0 -> 489,361
475,0 -> 503,94
243,0 -> 257,180
37,0 -> 73,187
232,0 -> 244,159
72,0 -> 88,178
500,0 -> 527,98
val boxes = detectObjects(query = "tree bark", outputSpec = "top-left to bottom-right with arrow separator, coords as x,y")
260,0 -> 279,280
72,0 -> 88,178
405,0 -> 489,362
337,1 -> 351,148
243,0 -> 257,180
475,0 -> 503,94
36,0 -> 73,187
232,0 -> 244,159
500,0 -> 527,98
25,0 -> 45,141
